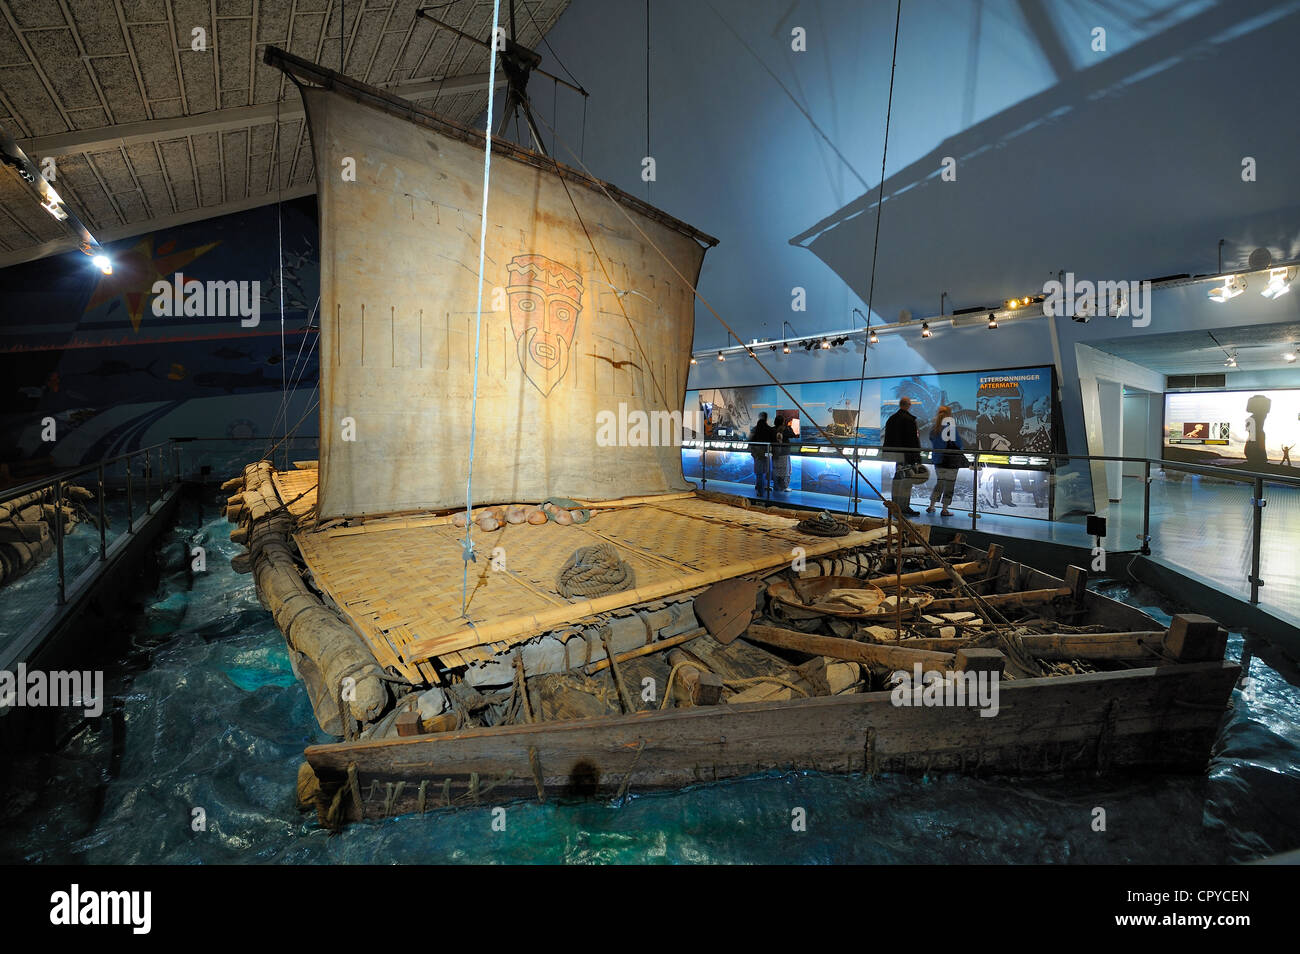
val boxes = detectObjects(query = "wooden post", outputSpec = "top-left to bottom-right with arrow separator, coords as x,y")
1064,565 -> 1088,606
984,543 -> 1004,592
1165,615 -> 1228,663
667,648 -> 723,706
955,647 -> 1006,675
395,710 -> 422,737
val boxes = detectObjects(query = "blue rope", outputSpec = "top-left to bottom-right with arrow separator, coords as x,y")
462,0 -> 503,617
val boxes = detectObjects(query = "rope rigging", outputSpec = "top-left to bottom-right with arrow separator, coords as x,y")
460,0 -> 504,617
850,0 -> 903,497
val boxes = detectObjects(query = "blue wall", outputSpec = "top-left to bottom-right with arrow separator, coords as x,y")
0,198 -> 319,475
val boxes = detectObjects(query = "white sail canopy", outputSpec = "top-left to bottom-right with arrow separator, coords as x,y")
302,86 -> 712,519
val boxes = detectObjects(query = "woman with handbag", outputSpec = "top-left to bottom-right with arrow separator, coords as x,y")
926,405 -> 965,517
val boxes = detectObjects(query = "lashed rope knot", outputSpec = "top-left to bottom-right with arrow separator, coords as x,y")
557,543 -> 636,598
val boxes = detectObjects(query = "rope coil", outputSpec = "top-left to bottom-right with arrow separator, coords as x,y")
556,543 -> 636,598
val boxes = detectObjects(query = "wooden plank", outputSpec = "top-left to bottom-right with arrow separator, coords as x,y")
924,587 -> 1071,614
305,661 -> 1240,818
1018,631 -> 1167,662
864,561 -> 986,589
746,623 -> 957,671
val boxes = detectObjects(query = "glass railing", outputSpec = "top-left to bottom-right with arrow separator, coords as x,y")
0,440 -> 181,645
682,438 -> 1300,618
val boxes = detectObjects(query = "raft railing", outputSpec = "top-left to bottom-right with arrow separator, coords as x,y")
685,439 -> 1300,615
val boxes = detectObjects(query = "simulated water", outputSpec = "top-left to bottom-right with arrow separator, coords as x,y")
1,498 -> 1297,864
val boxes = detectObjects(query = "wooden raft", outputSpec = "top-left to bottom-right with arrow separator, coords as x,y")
291,483 -> 891,680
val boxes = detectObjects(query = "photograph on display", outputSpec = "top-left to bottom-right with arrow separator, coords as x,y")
1164,389 -> 1300,475
684,366 -> 1056,516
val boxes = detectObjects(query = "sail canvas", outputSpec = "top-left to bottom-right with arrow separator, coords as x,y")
302,86 -> 713,519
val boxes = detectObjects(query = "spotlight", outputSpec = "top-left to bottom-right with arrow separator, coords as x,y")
802,340 -> 814,352
1208,275 -> 1245,302
717,351 -> 725,362
820,339 -> 831,349
1261,267 -> 1292,299
1284,350 -> 1297,364
1225,353 -> 1237,368
868,328 -> 879,344
987,312 -> 998,329
1006,298 -> 1019,310
782,343 -> 791,354
746,348 -> 756,358
91,253 -> 112,275
689,356 -> 697,365
920,321 -> 932,338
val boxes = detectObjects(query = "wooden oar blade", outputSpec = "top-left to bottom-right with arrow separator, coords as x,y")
695,578 -> 764,644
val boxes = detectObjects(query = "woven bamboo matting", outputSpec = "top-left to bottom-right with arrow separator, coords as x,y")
271,469 -> 318,524
292,491 -> 890,679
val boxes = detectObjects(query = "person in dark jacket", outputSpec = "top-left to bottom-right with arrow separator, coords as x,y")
771,414 -> 794,491
883,397 -> 922,515
749,412 -> 775,495
926,404 -> 964,516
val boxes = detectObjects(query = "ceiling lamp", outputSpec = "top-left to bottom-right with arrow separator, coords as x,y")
820,339 -> 831,349
1208,275 -> 1245,302
782,342 -> 791,354
868,328 -> 879,344
689,355 -> 697,365
920,321 -> 932,338
716,351 -> 725,362
1261,267 -> 1293,299
986,312 -> 998,329
1284,349 -> 1297,363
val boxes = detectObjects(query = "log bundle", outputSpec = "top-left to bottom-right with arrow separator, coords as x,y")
0,485 -> 95,586
228,462 -> 389,734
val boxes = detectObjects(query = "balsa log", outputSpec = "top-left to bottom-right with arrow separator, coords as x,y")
238,462 -> 388,734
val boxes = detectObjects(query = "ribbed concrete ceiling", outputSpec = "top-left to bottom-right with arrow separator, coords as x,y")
0,0 -> 569,267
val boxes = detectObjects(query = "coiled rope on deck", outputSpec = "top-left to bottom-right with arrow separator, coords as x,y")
556,543 -> 636,598
794,511 -> 852,537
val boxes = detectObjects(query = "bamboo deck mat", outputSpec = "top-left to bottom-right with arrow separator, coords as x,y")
288,477 -> 889,681
270,468 -> 319,525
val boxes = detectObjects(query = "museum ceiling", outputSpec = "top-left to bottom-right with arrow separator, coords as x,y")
0,0 -> 569,267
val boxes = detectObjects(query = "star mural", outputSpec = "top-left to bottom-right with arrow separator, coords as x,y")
83,235 -> 220,331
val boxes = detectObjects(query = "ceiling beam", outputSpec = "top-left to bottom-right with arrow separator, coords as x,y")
16,72 -> 503,158
0,183 -> 317,269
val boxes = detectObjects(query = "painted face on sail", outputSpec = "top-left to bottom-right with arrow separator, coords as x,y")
506,254 -> 583,395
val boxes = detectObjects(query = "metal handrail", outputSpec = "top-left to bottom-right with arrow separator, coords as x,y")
686,437 -> 1294,609
686,439 -> 1300,487
0,439 -> 176,505
0,440 -> 181,605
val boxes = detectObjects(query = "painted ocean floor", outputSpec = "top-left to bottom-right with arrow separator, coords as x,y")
0,498 -> 1297,864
